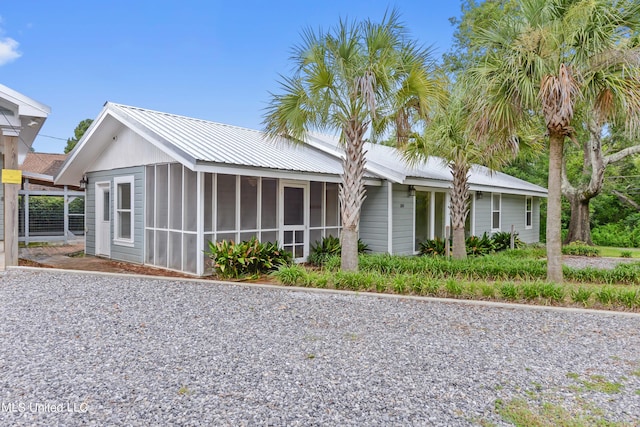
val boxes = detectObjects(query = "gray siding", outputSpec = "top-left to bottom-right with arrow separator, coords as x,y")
359,184 -> 389,253
86,166 -> 144,263
520,197 -> 541,243
501,194 -> 524,235
473,193 -> 541,243
473,195 -> 491,236
392,184 -> 414,255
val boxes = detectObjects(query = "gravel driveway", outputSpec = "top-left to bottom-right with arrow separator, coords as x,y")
0,269 -> 638,426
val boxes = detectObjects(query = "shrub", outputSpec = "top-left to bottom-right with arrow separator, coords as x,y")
308,235 -> 369,266
491,231 -> 524,251
592,223 -> 639,248
466,233 -> 496,256
206,237 -> 292,279
419,238 -> 447,256
562,241 -> 600,257
620,250 -> 632,258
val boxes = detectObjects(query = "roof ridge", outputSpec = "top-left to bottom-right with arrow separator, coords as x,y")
107,102 -> 265,135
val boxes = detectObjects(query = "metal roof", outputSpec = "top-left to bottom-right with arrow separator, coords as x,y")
108,103 -> 345,176
57,102 -> 547,196
305,133 -> 548,196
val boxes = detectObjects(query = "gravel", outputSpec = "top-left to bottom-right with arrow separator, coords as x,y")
0,269 -> 638,426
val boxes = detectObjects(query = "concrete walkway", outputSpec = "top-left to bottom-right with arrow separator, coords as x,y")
17,241 -> 115,272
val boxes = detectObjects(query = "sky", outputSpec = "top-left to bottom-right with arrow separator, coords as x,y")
1,1 -> 463,153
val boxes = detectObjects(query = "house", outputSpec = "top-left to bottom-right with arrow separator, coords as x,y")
55,102 -> 547,276
22,152 -> 70,190
0,84 -> 51,269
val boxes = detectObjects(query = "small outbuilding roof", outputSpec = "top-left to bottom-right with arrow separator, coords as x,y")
56,102 -> 547,197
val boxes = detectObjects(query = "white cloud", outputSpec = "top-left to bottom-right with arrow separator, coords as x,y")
0,37 -> 21,66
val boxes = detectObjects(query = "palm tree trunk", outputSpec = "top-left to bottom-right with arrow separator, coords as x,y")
450,162 -> 470,260
547,132 -> 564,283
340,119 -> 367,271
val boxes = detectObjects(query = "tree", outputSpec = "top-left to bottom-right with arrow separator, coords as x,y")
443,0 -> 518,75
264,10 -> 443,271
467,0 -> 640,283
404,79 -> 520,259
563,124 -> 640,244
64,119 -> 93,153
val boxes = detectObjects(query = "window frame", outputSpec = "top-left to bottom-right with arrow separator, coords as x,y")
491,193 -> 501,232
114,175 -> 135,247
525,196 -> 533,229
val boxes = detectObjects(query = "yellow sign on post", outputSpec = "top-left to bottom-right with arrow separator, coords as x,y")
1,169 -> 22,184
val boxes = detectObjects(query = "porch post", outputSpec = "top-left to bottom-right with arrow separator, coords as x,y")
63,185 -> 69,244
24,179 -> 30,245
445,192 -> 451,234
3,134 -> 19,267
196,171 -> 204,275
429,192 -> 435,240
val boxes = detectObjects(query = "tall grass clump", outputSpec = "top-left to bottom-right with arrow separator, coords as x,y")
271,264 -> 306,285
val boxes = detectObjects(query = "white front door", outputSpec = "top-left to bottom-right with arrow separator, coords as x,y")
95,182 -> 111,257
280,181 -> 308,262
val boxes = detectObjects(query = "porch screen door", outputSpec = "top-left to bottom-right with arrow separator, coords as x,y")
281,183 -> 307,261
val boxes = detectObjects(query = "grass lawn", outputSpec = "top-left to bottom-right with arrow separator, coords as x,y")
597,246 -> 640,258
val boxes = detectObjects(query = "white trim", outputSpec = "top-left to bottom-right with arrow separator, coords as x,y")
429,191 -> 435,240
445,192 -> 451,233
113,175 -> 135,246
387,182 -> 393,254
491,193 -> 502,232
525,195 -> 533,230
412,189 -> 416,254
471,195 -> 476,236
95,181 -> 111,257
196,171 -> 204,275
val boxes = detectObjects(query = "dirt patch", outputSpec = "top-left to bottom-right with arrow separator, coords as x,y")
19,257 -> 194,279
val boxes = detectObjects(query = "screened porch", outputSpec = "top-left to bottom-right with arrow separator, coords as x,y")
144,163 -> 341,275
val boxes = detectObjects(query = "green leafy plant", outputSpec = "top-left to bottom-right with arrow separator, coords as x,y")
498,282 -> 518,300
570,287 -> 593,307
419,238 -> 447,256
466,232 -> 496,256
491,231 -> 524,251
206,237 -> 292,279
271,264 -> 306,285
308,235 -> 369,266
562,241 -> 600,257
620,250 -> 632,258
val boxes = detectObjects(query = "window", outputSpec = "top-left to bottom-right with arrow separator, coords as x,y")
114,176 -> 135,245
491,193 -> 501,231
525,196 -> 533,229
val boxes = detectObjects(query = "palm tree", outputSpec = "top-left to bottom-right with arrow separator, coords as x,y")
467,0 -> 640,282
404,79 -> 520,259
264,10 -> 443,271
